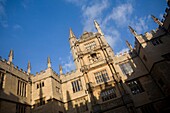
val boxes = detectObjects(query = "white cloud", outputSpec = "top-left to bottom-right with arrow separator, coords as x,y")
60,53 -> 75,73
0,0 -> 8,28
131,16 -> 150,34
104,28 -> 120,48
81,0 -> 109,32
104,3 -> 133,27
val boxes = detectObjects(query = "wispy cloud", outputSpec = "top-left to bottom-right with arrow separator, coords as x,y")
130,16 -> 150,34
59,53 -> 75,73
0,0 -> 8,28
103,27 -> 120,48
13,24 -> 23,30
104,3 -> 133,27
81,0 -> 109,32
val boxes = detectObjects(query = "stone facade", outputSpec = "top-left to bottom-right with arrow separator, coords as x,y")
0,2 -> 170,113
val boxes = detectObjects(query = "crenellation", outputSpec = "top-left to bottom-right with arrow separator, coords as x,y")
144,32 -> 153,40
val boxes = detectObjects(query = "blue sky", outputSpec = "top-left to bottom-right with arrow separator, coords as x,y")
0,0 -> 167,74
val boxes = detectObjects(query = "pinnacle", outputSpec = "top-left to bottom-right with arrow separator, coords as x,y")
69,28 -> 75,38
128,26 -> 137,36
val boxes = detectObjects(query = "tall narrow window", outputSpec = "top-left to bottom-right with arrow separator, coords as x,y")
16,104 -> 26,113
100,88 -> 117,101
94,70 -> 110,84
0,71 -> 5,89
119,62 -> 133,76
127,80 -> 144,95
17,80 -> 27,97
71,79 -> 82,93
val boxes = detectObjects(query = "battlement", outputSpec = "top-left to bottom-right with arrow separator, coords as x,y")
65,69 -> 76,76
0,56 -> 29,76
115,50 -> 129,57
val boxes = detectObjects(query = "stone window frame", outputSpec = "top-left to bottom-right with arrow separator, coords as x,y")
71,79 -> 83,93
16,103 -> 26,113
127,79 -> 144,95
36,81 -> 45,89
100,87 -> 117,101
17,79 -> 27,97
94,69 -> 110,84
119,62 -> 134,76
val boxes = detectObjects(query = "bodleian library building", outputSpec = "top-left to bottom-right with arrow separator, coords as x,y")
0,1 -> 170,113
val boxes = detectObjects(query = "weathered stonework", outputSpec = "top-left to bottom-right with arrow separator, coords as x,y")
0,2 -> 170,113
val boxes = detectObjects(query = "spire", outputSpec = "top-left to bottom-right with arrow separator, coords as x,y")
27,61 -> 31,74
8,49 -> 14,64
151,15 -> 163,26
59,65 -> 63,75
47,56 -> 51,68
126,40 -> 133,51
128,26 -> 137,36
69,28 -> 75,38
94,20 -> 104,35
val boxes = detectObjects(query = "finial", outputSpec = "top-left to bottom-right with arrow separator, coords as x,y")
94,20 -> 104,35
27,61 -> 31,74
47,56 -> 51,68
126,40 -> 133,51
8,49 -> 14,64
151,15 -> 163,26
59,65 -> 63,75
69,28 -> 75,38
128,26 -> 137,36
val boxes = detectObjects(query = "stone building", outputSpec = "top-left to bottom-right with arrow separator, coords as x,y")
0,1 -> 170,113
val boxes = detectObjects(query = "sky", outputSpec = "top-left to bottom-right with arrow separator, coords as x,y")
0,0 -> 167,74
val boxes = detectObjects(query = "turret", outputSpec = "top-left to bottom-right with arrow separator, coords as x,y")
27,61 -> 31,74
126,40 -> 133,51
94,20 -> 104,36
151,15 -> 163,26
8,50 -> 14,64
47,56 -> 51,68
69,28 -> 80,69
128,26 -> 138,36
